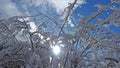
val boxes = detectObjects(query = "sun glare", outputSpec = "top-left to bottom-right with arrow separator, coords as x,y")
52,45 -> 61,55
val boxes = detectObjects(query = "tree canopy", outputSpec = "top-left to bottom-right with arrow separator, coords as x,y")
0,0 -> 120,68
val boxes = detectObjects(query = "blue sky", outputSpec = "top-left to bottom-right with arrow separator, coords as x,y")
73,0 -> 120,34
0,0 -> 120,34
74,0 -> 111,16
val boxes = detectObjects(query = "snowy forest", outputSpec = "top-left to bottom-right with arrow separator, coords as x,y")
0,0 -> 120,68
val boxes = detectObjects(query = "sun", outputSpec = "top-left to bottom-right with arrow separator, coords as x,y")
52,45 -> 61,55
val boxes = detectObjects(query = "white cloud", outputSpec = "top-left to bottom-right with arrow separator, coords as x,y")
0,0 -> 85,19
68,18 -> 75,27
19,0 -> 85,14
48,0 -> 85,13
32,0 -> 48,7
47,0 -> 84,13
0,0 -> 21,19
49,0 -> 74,13
18,17 -> 37,32
28,22 -> 37,32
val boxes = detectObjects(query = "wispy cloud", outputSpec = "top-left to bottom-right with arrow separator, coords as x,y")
32,0 -> 85,14
0,0 -> 85,19
48,0 -> 85,13
0,0 -> 21,19
13,0 -> 85,15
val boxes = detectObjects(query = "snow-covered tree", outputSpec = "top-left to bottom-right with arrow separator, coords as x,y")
0,0 -> 120,68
